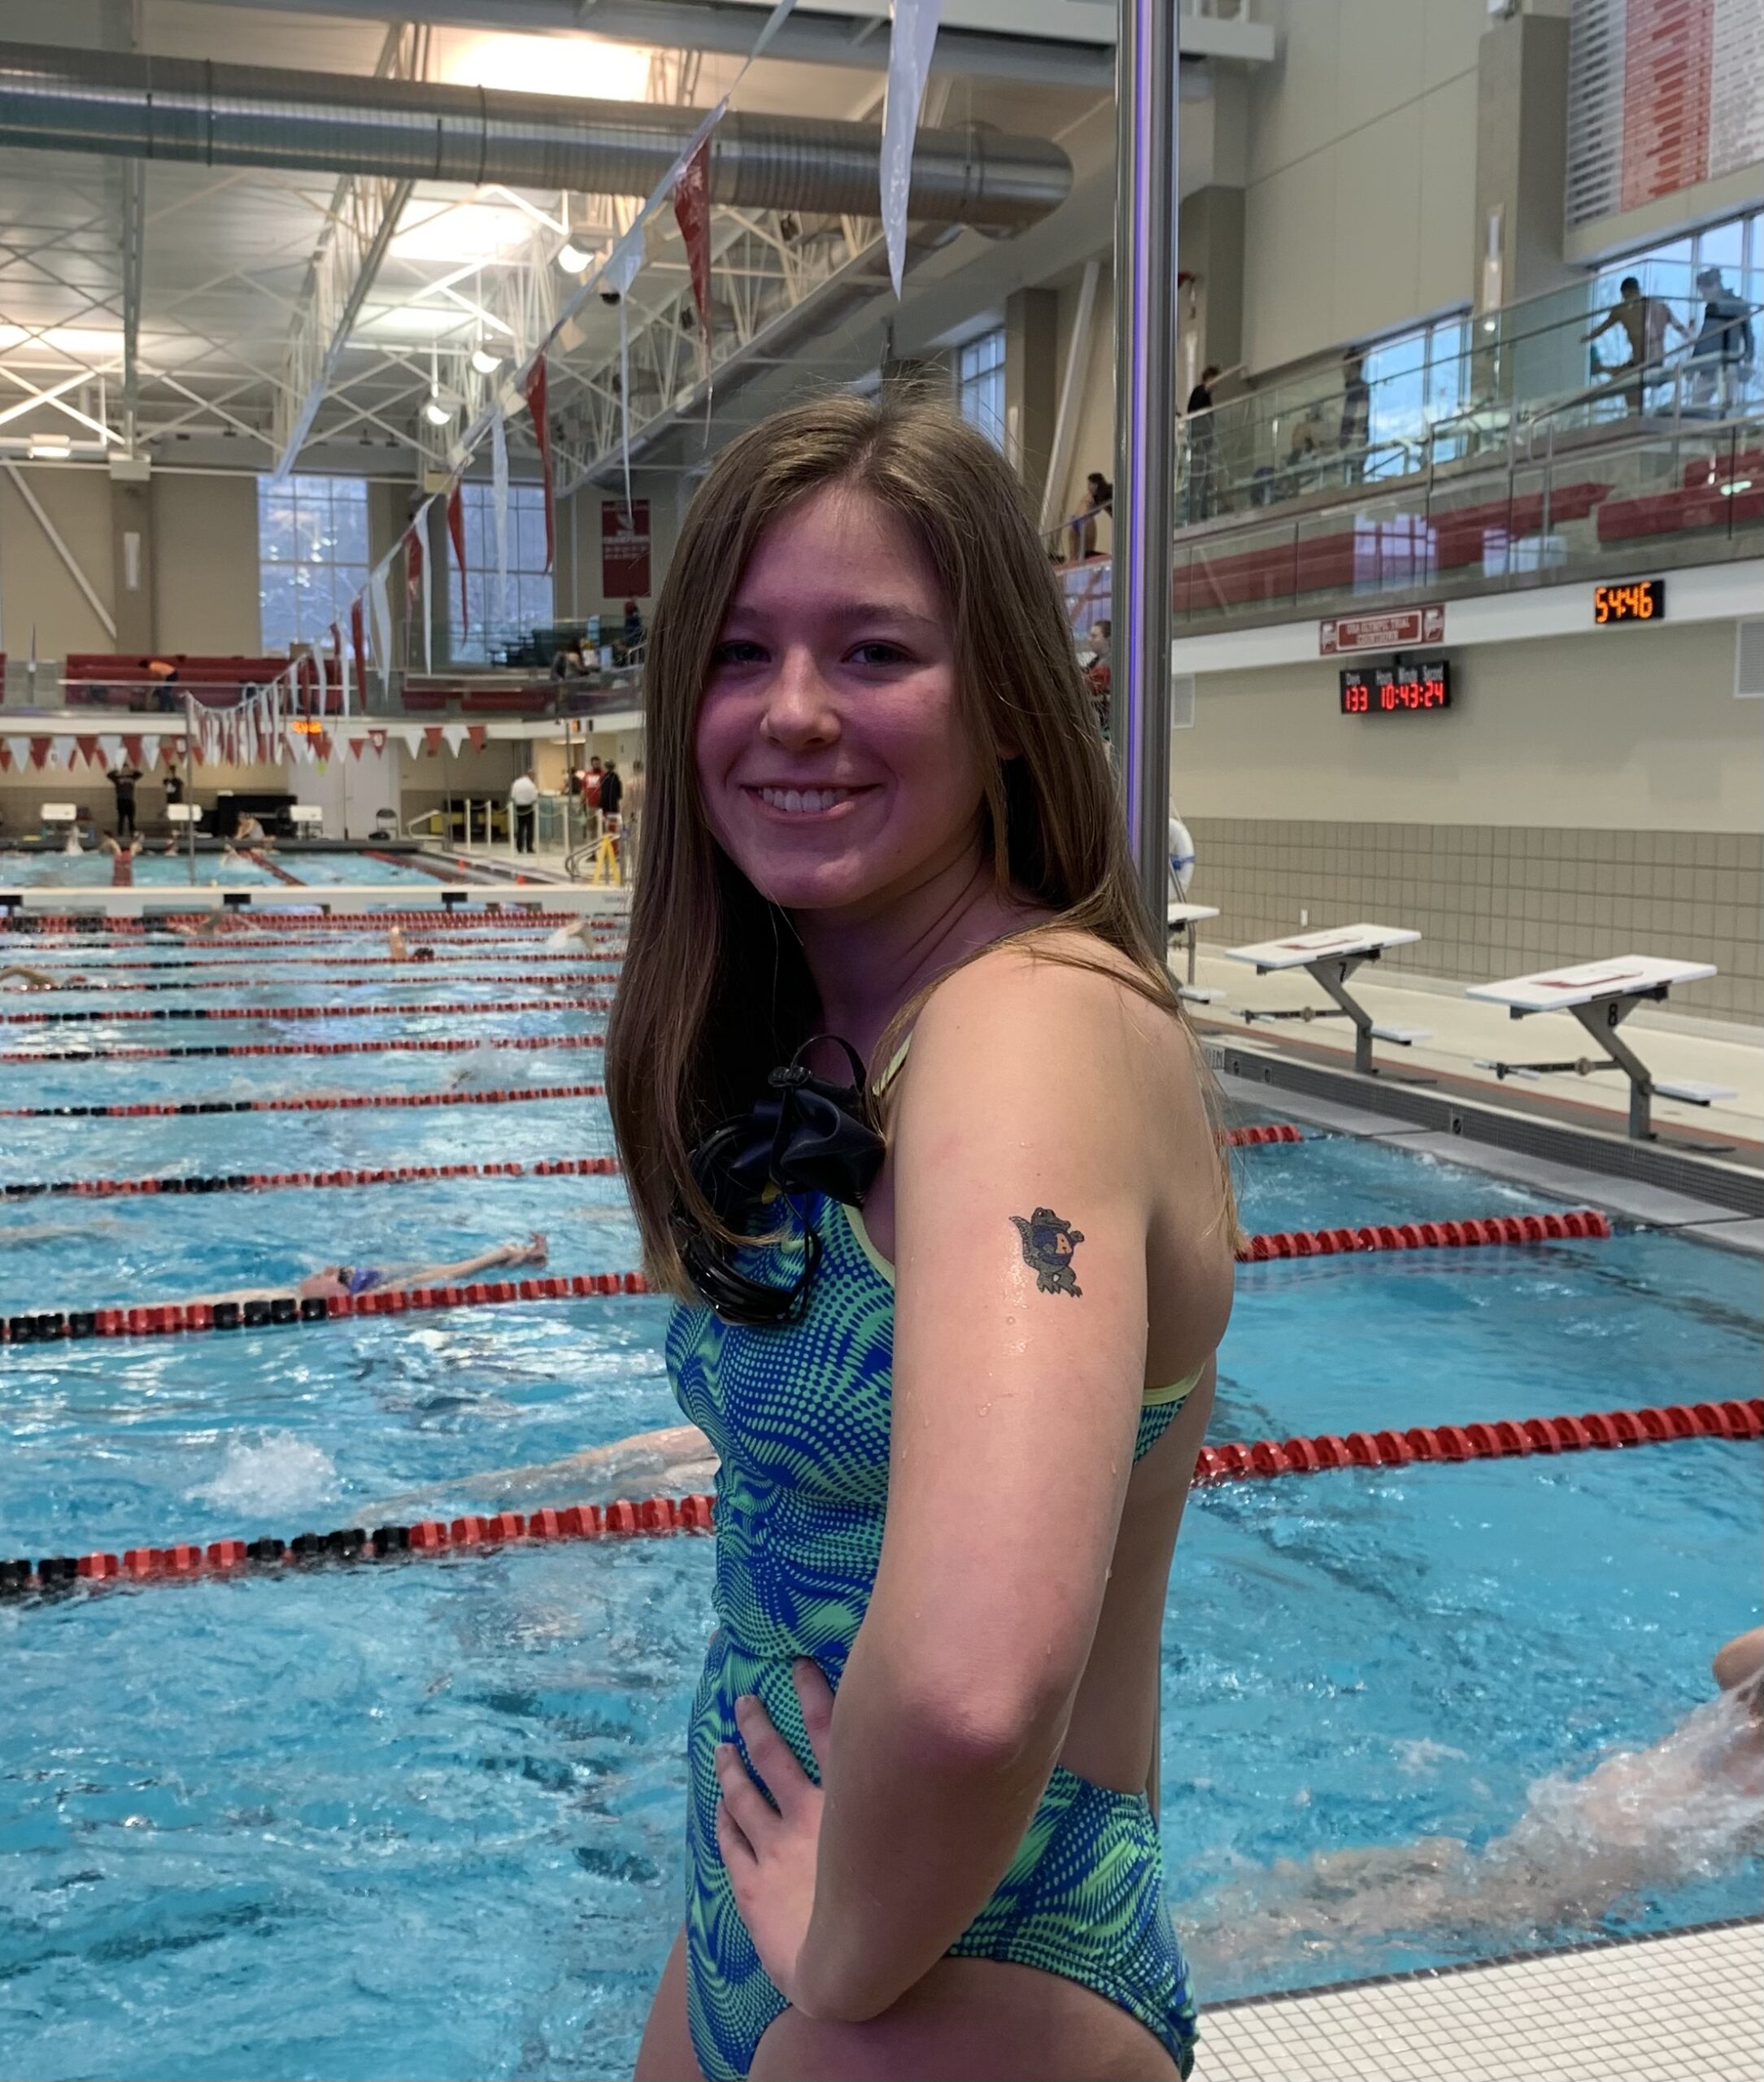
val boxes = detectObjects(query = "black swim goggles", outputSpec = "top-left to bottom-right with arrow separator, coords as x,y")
673,1036 -> 886,1326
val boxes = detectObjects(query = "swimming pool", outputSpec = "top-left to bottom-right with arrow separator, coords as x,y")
1,930 -> 1757,2079
0,848 -> 465,891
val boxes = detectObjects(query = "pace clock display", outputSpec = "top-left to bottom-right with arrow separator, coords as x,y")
1593,577 -> 1665,625
1339,660 -> 1452,716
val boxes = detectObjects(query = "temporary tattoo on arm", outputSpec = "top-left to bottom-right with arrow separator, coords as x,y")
1009,1207 -> 1086,1297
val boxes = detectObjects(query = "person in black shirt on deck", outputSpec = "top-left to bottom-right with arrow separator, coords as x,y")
107,760 -> 143,843
1069,471 -> 1113,563
1183,366 -> 1222,520
599,759 -> 624,822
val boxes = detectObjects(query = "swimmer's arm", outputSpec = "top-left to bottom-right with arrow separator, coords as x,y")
1714,1627 -> 1764,1692
795,959 -> 1152,2023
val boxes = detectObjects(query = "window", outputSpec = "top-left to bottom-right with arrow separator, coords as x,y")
258,476 -> 368,654
1360,313 -> 1471,479
448,480 -> 555,664
956,328 -> 1007,450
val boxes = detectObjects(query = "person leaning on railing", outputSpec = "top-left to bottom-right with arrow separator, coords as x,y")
1688,268 -> 1757,418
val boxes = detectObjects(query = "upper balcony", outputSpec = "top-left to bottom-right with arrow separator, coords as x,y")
1174,259 -> 1762,528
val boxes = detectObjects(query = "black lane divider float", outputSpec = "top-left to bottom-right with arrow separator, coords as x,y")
0,1209 -> 1616,1347
2,970 -> 621,995
0,1032 -> 604,1065
2,1078 -> 604,1121
0,995 -> 614,1026
4,1154 -> 621,1201
7,1395 -> 1758,1605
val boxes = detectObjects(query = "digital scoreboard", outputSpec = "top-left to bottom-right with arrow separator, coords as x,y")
1593,577 -> 1665,625
1339,659 -> 1452,716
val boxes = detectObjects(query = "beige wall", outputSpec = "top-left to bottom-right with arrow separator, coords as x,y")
0,465 -> 266,664
556,470 -> 682,629
1239,0 -> 1483,373
0,466 -> 117,658
1179,618 -> 1762,1024
1181,621 -> 1757,833
151,473 -> 262,654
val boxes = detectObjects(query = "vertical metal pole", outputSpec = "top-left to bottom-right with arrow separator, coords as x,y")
182,695 -> 196,886
1115,0 -> 1180,942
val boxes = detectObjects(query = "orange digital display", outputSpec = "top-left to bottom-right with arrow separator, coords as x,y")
1593,578 -> 1665,625
1339,660 -> 1451,716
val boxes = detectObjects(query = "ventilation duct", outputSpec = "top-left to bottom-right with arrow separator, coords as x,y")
0,41 -> 1071,228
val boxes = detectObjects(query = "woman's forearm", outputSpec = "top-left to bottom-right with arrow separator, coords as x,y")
794,1630 -> 1069,2022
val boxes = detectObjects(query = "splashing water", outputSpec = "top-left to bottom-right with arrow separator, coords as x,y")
189,1432 -> 339,1517
1183,1688 -> 1764,1984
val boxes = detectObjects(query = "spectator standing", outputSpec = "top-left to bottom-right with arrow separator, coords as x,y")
1069,471 -> 1113,563
1587,277 -> 1692,415
107,759 -> 143,843
581,756 -> 604,815
1183,366 -> 1222,521
623,759 -> 646,875
1688,268 -> 1756,416
622,599 -> 645,653
511,768 -> 539,855
599,760 -> 624,823
1338,350 -> 1370,482
1168,812 -> 1197,901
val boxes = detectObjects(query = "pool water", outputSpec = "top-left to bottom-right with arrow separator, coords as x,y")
0,930 -> 1757,2079
0,848 -> 460,890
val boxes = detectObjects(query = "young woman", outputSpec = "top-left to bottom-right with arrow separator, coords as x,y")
607,397 -> 1235,2082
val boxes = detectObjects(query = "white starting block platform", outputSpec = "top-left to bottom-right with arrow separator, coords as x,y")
1228,923 -> 1430,1077
1468,955 -> 1733,1140
1167,900 -> 1220,999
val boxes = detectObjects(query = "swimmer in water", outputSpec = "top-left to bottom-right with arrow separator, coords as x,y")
187,1231 -> 549,1308
1180,1625 -> 1764,1983
364,1422 -> 720,1519
0,964 -> 77,991
386,925 -> 438,964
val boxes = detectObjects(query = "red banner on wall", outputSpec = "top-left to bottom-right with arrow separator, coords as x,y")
446,486 -> 468,630
602,498 -> 651,598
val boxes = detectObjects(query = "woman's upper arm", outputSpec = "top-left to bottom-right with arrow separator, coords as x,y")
867,958 -> 1160,1740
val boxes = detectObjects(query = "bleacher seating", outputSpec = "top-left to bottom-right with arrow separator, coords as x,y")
62,656 -> 306,712
1596,450 -> 1764,544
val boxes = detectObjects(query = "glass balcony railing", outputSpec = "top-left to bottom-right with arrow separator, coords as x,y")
1172,260 -> 1762,529
1055,415 -> 1760,639
1168,414 -> 1760,631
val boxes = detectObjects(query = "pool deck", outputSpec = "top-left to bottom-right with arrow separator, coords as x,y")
1197,1915 -> 1764,2082
1187,948 -> 1761,1159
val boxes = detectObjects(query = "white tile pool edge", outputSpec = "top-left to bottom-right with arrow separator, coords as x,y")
1195,1915 -> 1764,2081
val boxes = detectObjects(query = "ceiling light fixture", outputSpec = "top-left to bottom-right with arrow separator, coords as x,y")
421,391 -> 455,426
28,433 -> 72,459
470,345 -> 504,375
557,240 -> 593,275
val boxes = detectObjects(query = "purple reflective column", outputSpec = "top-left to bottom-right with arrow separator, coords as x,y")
1113,0 -> 1179,939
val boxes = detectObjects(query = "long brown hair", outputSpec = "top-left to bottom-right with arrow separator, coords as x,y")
606,393 -> 1224,1296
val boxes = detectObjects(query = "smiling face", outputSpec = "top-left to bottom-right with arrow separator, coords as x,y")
694,482 -> 991,918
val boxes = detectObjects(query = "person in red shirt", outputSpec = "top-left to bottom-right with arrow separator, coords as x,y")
580,756 -> 604,812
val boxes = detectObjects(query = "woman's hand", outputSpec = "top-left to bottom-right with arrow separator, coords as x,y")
713,1658 -> 834,2010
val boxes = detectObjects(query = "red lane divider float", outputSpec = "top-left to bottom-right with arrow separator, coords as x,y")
1,970 -> 621,996
246,851 -> 307,887
1,1209 -> 1615,1344
1222,1124 -> 1304,1147
1235,1209 -> 1610,1261
0,1031 -> 604,1065
0,995 -> 614,1025
16,953 -> 623,973
5,1155 -> 621,1201
1193,1396 -> 1762,1484
3,911 -> 616,935
8,1394 -> 1759,1602
2,1078 -> 604,1121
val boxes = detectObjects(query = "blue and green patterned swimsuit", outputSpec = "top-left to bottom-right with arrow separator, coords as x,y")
666,1188 -> 1200,2080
